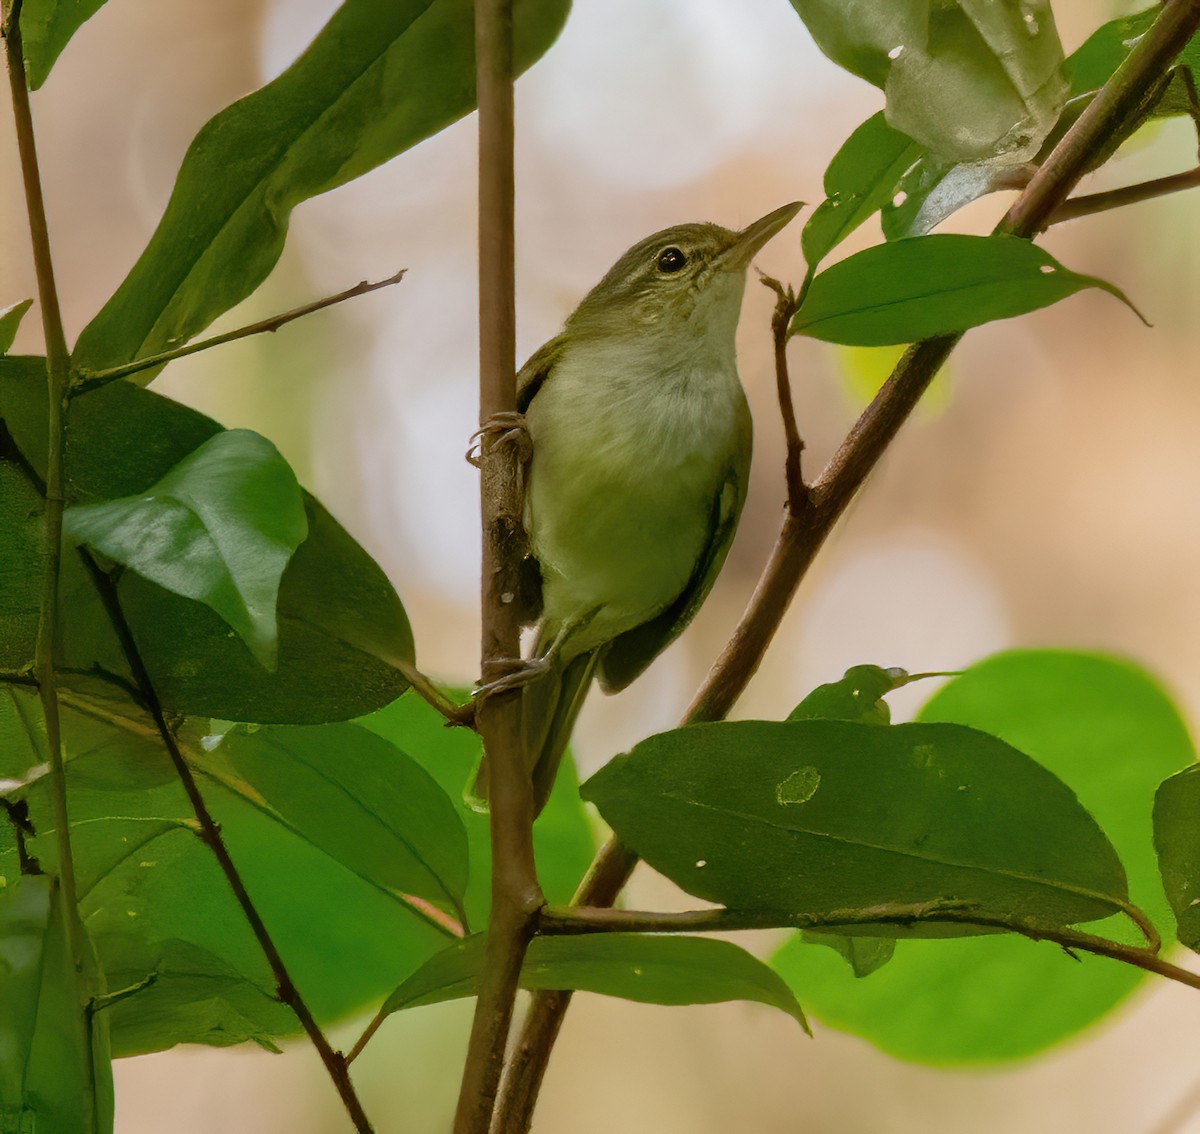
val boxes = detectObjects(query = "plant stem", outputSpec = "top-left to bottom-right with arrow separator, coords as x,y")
493,3 -> 1200,1127
3,6 -> 96,1127
394,659 -> 477,728
1050,166 -> 1200,225
71,269 -> 407,393
453,2 -> 543,1132
79,553 -> 375,1134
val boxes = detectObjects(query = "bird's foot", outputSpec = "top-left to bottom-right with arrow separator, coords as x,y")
466,411 -> 531,469
474,655 -> 550,700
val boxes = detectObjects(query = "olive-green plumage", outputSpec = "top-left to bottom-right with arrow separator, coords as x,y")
477,202 -> 801,813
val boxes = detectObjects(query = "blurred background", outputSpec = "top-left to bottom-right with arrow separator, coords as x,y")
3,0 -> 1200,1129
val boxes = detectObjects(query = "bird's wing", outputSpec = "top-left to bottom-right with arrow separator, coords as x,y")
596,414 -> 752,694
517,334 -> 568,412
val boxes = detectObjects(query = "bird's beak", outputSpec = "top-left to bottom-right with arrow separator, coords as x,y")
723,201 -> 804,270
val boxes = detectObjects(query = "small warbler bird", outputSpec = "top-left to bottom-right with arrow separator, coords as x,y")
477,201 -> 802,813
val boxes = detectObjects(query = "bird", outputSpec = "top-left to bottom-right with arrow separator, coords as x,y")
474,201 -> 802,814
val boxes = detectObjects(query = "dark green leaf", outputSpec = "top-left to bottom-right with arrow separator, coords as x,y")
193,722 -> 470,924
789,664 -> 907,725
0,459 -> 43,671
791,235 -> 1137,346
66,430 -> 308,670
16,0 -> 107,89
1154,766 -> 1200,952
802,114 -> 922,269
359,690 -> 597,928
1,357 -> 414,723
377,933 -> 809,1031
800,932 -> 895,978
0,299 -> 32,353
0,875 -> 115,1132
788,1 -> 1067,165
583,719 -> 1130,933
73,0 -> 570,374
777,650 -> 1194,1063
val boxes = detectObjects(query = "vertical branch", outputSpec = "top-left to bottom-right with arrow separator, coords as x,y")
3,8 -> 94,1124
455,1 -> 543,1132
79,554 -> 375,1134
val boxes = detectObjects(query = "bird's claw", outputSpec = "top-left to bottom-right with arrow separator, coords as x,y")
474,655 -> 550,700
466,411 -> 531,469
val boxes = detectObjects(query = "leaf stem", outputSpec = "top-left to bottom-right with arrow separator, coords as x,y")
71,269 -> 407,393
394,659 -> 477,729
78,552 -> 375,1134
453,2 -> 543,1133
3,7 -> 97,1126
493,3 -> 1200,1127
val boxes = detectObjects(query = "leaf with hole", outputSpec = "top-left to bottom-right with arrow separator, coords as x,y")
65,429 -> 308,670
583,718 -> 1132,934
791,235 -> 1139,346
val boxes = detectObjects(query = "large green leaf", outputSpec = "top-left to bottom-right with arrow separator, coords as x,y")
583,718 -> 1131,933
0,875 -> 115,1133
788,1 -> 1066,165
0,357 -> 414,723
375,933 -> 809,1030
65,430 -> 308,670
359,690 -> 597,929
193,722 -> 470,925
791,235 -> 1136,346
776,651 -> 1194,1063
73,0 -> 571,374
1154,766 -> 1200,952
16,0 -> 107,89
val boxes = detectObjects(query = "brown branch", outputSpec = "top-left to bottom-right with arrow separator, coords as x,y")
1049,166 -> 1200,225
71,270 -> 407,393
78,552 -> 375,1134
493,3 -> 1200,1128
758,275 -> 806,512
394,659 -> 477,729
453,3 -> 543,1133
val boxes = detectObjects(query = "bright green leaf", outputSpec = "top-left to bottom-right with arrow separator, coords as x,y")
802,114 -> 922,269
65,430 -> 308,670
583,719 -> 1130,933
1154,766 -> 1200,952
73,0 -> 570,375
193,722 -> 470,925
791,235 -> 1138,346
376,933 -> 809,1032
0,299 -> 32,354
788,664 -> 907,725
777,650 -> 1194,1063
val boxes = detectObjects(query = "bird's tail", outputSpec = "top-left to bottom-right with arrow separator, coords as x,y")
469,642 -> 598,816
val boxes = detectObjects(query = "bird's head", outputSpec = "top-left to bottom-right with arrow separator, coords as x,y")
567,201 -> 803,341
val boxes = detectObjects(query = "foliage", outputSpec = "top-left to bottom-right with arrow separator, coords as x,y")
2,0 -> 1199,1131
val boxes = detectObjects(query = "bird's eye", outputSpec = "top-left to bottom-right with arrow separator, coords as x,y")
656,246 -> 688,273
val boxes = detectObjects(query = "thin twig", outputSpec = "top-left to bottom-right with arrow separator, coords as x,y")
453,2 -> 544,1133
758,274 -> 806,512
0,670 -> 38,687
538,905 -> 1200,992
1050,166 -> 1200,225
493,4 -> 1200,1128
71,270 -> 407,393
4,8 -> 97,1127
395,659 -> 477,728
77,552 -> 375,1134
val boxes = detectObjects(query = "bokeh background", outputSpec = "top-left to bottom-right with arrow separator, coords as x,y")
3,0 -> 1200,1129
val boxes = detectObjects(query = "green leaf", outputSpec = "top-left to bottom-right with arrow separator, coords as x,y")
788,1 -> 1067,165
359,690 -> 597,928
376,933 -> 809,1031
65,430 -> 307,670
0,459 -> 43,671
193,722 -> 470,925
800,932 -> 895,978
802,114 -> 922,270
880,154 -> 1015,239
17,0 -> 107,89
73,0 -> 570,374
583,718 -> 1130,933
1,357 -> 414,723
791,234 -> 1137,346
0,299 -> 32,354
1154,766 -> 1200,952
0,875 -> 115,1133
788,664 -> 907,725
776,650 -> 1194,1063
